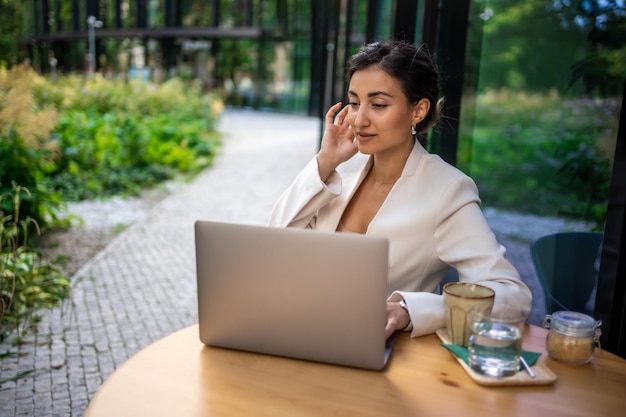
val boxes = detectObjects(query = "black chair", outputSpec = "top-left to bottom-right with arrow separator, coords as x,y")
530,232 -> 603,315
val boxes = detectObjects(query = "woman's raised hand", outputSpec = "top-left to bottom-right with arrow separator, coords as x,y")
316,102 -> 358,182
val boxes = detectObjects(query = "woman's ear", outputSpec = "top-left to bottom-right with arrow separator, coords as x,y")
413,98 -> 431,124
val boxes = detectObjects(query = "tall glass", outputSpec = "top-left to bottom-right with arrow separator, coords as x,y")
468,303 -> 527,378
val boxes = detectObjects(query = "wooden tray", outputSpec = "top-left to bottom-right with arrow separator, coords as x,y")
435,328 -> 557,386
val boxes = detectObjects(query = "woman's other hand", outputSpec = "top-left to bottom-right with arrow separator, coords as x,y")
385,301 -> 410,339
317,102 -> 358,182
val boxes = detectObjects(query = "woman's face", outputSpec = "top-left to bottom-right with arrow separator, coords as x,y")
347,66 -> 426,155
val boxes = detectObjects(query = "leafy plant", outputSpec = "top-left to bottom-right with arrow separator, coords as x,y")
1,183 -> 69,341
553,131 -> 611,220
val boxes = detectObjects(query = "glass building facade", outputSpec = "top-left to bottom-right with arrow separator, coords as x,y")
25,0 -> 317,113
21,0 -> 626,357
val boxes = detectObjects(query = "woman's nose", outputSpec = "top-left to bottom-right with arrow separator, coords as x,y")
352,107 -> 369,127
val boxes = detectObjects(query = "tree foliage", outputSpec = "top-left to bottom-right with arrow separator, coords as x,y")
0,0 -> 24,67
468,0 -> 625,96
568,0 -> 626,96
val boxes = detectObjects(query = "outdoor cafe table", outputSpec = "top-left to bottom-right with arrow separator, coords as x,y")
83,324 -> 626,417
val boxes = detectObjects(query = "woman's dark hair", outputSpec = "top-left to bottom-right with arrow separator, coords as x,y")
346,40 -> 442,144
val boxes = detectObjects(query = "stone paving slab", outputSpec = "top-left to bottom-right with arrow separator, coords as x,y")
0,109 -> 591,416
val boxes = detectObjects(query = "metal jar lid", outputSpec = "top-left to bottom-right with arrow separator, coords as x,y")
543,311 -> 602,338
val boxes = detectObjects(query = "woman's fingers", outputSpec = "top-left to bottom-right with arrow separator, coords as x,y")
385,321 -> 396,340
325,102 -> 344,125
385,301 -> 410,339
334,105 -> 350,126
320,102 -> 356,164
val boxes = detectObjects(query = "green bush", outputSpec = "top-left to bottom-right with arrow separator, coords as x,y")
32,70 -> 223,201
0,65 -> 64,233
458,90 -> 616,227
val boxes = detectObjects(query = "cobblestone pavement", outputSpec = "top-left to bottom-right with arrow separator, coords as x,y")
0,110 -> 591,417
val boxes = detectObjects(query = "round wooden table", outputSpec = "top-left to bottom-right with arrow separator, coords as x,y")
84,324 -> 626,417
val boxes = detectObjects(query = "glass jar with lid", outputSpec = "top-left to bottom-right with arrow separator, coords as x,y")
542,311 -> 602,366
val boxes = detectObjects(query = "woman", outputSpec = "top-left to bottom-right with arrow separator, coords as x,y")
269,40 -> 532,339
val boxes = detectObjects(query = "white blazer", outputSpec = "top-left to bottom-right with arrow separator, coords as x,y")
269,141 -> 532,337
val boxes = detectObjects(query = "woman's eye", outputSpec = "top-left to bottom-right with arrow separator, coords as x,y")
347,101 -> 359,108
372,103 -> 388,109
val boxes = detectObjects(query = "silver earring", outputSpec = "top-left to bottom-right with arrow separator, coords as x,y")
411,124 -> 417,136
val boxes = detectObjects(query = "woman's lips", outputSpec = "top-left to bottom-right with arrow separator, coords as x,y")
356,132 -> 375,142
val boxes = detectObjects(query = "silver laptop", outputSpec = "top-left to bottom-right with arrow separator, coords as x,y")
194,220 -> 397,370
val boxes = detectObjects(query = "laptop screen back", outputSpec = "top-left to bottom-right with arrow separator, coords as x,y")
194,220 -> 391,370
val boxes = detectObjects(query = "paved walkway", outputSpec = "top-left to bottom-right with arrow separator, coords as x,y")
0,110 -> 590,416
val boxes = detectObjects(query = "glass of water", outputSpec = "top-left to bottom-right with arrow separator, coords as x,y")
468,303 -> 527,378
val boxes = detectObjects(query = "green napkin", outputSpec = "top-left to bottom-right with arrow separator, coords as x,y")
441,344 -> 541,369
